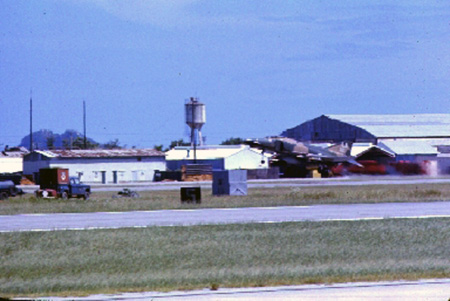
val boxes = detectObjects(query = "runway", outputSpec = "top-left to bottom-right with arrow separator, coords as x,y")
1,201 -> 449,232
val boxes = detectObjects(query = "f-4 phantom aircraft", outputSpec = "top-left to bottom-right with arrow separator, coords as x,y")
246,137 -> 361,177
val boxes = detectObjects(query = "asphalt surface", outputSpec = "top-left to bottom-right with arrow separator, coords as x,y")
18,175 -> 450,194
2,201 -> 449,232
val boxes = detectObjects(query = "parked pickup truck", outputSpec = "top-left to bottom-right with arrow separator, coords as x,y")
35,168 -> 91,200
0,180 -> 24,200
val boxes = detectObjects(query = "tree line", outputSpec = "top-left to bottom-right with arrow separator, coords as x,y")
154,137 -> 246,152
20,130 -> 246,151
20,129 -> 124,150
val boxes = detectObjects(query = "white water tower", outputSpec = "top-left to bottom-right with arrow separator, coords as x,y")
185,97 -> 206,146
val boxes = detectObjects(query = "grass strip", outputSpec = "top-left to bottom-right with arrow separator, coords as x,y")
1,218 -> 449,297
2,183 -> 450,214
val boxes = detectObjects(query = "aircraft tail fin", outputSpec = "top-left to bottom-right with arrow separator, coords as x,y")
327,141 -> 352,157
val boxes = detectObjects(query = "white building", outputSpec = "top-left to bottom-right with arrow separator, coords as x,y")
0,147 -> 29,173
165,145 -> 271,171
23,149 -> 166,184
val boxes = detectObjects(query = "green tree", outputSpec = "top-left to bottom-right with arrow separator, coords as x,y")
153,144 -> 164,151
46,135 -> 55,149
103,139 -> 122,149
62,138 -> 73,149
220,137 -> 246,145
168,139 -> 190,150
71,137 -> 99,149
62,130 -> 80,150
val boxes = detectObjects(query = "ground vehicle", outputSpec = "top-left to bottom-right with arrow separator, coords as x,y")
0,180 -> 24,200
112,188 -> 140,198
35,168 -> 91,200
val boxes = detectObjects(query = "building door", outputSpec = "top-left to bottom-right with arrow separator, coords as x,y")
113,171 -> 118,184
101,171 -> 106,184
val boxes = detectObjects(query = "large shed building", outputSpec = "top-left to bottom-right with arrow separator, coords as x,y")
281,114 -> 450,173
23,149 -> 166,184
165,145 -> 271,171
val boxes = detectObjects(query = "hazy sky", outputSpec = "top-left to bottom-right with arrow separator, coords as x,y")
1,1 -> 449,148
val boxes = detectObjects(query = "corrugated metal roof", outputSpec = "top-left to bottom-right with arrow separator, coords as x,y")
380,139 -> 450,155
166,145 -> 271,161
1,150 -> 29,158
326,114 -> 450,138
350,143 -> 395,158
350,143 -> 373,157
35,149 -> 165,158
0,152 -> 23,158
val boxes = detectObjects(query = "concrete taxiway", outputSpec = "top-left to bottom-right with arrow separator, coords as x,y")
18,175 -> 450,194
1,201 -> 449,232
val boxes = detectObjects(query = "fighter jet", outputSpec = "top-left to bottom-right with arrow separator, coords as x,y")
245,137 -> 361,177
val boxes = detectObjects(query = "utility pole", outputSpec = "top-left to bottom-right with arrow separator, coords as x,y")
83,101 -> 87,149
30,90 -> 33,152
192,103 -> 197,163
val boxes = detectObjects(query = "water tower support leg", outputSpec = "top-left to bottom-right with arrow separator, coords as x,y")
190,128 -> 195,146
198,130 -> 203,146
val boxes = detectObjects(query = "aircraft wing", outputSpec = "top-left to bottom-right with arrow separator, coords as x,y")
304,153 -> 363,167
248,138 -> 362,167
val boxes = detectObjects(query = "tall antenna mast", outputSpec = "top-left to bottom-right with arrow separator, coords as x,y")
29,89 -> 33,152
83,100 -> 87,149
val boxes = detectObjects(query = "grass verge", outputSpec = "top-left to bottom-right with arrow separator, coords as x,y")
1,183 -> 450,215
1,218 -> 449,297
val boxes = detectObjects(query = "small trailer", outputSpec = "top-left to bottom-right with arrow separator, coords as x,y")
35,168 -> 91,200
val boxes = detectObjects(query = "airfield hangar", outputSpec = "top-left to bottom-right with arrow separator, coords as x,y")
281,114 -> 450,174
